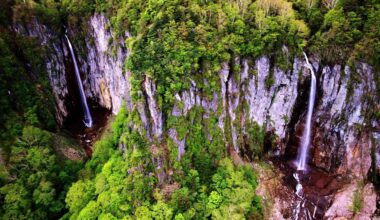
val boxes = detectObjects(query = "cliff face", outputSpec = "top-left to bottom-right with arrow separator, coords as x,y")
14,13 -> 131,124
168,55 -> 378,179
77,13 -> 132,114
16,12 -> 379,179
170,57 -> 303,156
312,63 -> 377,179
13,18 -> 69,124
13,12 -> 379,218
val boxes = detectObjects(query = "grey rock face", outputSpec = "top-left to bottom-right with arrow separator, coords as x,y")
144,76 -> 163,139
14,19 -> 69,124
80,13 -> 132,114
168,128 -> 186,161
163,55 -> 377,183
14,14 -> 132,124
324,182 -> 377,220
245,56 -> 301,149
313,63 -> 377,178
218,62 -> 230,131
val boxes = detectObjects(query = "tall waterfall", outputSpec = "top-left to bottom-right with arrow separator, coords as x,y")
296,52 -> 317,171
65,34 -> 93,127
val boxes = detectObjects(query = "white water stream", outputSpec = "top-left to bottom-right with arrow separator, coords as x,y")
296,52 -> 317,171
292,52 -> 317,220
65,34 -> 93,127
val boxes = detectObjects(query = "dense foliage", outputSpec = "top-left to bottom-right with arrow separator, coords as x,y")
0,16 -> 56,158
0,24 -> 84,216
63,107 -> 263,219
61,0 -> 380,108
0,127 -> 83,219
110,0 -> 310,111
0,2 -> 82,219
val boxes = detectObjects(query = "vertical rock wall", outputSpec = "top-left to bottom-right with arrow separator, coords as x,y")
13,19 -> 69,124
313,63 -> 377,178
79,13 -> 132,114
15,12 -> 378,183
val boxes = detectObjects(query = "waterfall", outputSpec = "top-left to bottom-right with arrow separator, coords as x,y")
296,52 -> 317,171
293,173 -> 304,219
65,34 -> 93,127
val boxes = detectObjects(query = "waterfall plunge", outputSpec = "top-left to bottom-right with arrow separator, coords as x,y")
296,52 -> 317,171
65,35 -> 93,127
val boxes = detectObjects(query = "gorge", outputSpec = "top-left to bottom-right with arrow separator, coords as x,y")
0,1 -> 379,219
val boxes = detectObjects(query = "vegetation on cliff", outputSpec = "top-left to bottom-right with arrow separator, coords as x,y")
0,0 -> 379,219
0,2 -> 83,219
63,107 -> 263,219
62,0 -> 380,104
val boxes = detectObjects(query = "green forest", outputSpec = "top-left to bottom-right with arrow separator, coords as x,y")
0,0 -> 379,219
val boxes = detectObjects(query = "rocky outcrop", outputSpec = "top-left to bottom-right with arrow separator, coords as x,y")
168,57 -> 304,156
169,77 -> 219,158
325,182 -> 377,219
312,63 -> 377,178
228,58 -> 245,153
13,18 -> 69,124
218,62 -> 230,132
13,13 -> 132,124
254,162 -> 296,220
247,57 -> 301,141
144,76 -> 163,139
168,128 -> 185,161
164,55 -> 378,180
79,13 -> 132,114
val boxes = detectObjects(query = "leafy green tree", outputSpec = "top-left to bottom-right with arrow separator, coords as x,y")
65,180 -> 95,215
0,125 -> 82,219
